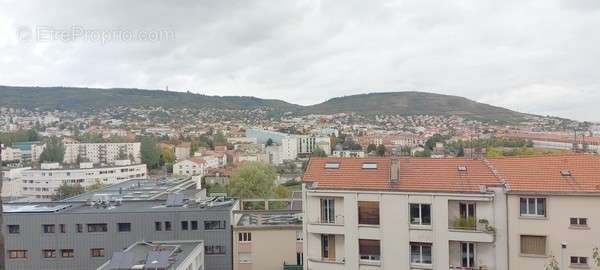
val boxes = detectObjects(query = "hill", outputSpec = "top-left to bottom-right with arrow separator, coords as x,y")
305,92 -> 529,123
0,86 -> 530,123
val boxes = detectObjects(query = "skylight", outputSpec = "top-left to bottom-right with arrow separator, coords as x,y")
324,162 -> 340,169
457,165 -> 467,172
362,162 -> 378,169
560,170 -> 572,177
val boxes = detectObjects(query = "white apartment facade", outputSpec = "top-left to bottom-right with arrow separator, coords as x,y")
303,155 -> 600,270
173,158 -> 206,177
16,162 -> 147,198
63,142 -> 141,165
303,157 -> 506,270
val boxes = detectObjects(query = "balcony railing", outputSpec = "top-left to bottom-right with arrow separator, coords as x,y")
311,215 -> 344,225
449,266 -> 489,270
309,257 -> 345,264
449,217 -> 478,230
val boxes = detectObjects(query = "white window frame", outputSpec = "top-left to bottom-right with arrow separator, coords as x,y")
520,197 -> 546,217
410,243 -> 432,265
410,204 -> 431,225
239,232 -> 252,242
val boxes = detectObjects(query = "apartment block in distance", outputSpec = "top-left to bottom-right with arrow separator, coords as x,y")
302,155 -> 600,270
232,210 -> 304,270
63,142 -> 141,165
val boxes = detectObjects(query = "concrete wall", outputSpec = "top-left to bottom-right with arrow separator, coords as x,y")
233,228 -> 302,270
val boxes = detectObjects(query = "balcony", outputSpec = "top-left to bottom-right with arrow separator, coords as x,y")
448,217 -> 494,243
307,216 -> 345,235
308,257 -> 346,270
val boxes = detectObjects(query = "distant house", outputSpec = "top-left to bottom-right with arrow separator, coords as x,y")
175,142 -> 191,160
173,158 -> 205,177
204,167 -> 232,186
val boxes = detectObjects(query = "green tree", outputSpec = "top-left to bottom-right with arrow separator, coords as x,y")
425,134 -> 450,150
213,131 -> 227,146
53,183 -> 85,200
160,147 -> 175,164
376,144 -> 386,156
366,144 -> 377,154
311,147 -> 327,157
39,137 -> 65,163
140,137 -> 161,169
266,138 -> 274,146
228,162 -> 277,199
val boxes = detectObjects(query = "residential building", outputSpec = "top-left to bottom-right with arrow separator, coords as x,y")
302,157 -> 506,270
97,240 -> 205,270
232,211 -> 304,270
11,141 -> 45,162
332,149 -> 365,158
488,155 -> 600,270
63,142 -> 141,165
174,158 -> 206,177
175,142 -> 192,160
2,195 -> 239,270
15,162 -> 147,199
0,146 -> 22,162
302,155 -> 600,270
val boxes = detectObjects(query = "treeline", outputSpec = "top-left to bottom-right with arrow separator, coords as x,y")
0,129 -> 39,146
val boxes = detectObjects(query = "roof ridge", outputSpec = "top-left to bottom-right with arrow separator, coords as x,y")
482,158 -> 510,191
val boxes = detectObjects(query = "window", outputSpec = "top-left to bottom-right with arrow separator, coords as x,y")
205,245 -> 226,255
461,242 -> 475,268
7,225 -> 20,234
571,256 -> 588,266
410,204 -> 431,225
320,198 -> 335,223
296,252 -> 304,265
42,224 -> 55,233
204,220 -> 226,230
520,198 -> 546,217
90,248 -> 105,257
321,235 -> 335,260
239,232 -> 252,242
43,249 -> 56,258
60,224 -> 66,233
155,221 -> 162,231
191,220 -> 198,230
181,221 -> 189,230
570,218 -> 588,227
165,221 -> 172,231
521,235 -> 546,255
239,252 -> 252,263
117,223 -> 131,232
8,250 -> 27,259
87,223 -> 107,232
359,239 -> 381,261
358,201 -> 380,225
61,249 -> 74,258
410,243 -> 432,265
76,224 -> 83,233
296,231 -> 304,241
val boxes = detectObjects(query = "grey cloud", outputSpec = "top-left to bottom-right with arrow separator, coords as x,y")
0,0 -> 599,121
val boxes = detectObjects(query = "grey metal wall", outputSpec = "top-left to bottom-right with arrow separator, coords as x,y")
3,205 -> 236,270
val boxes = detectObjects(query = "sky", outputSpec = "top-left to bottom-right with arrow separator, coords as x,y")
1,0 -> 599,121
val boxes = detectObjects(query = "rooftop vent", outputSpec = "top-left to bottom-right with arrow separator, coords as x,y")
457,165 -> 467,172
324,162 -> 340,169
390,158 -> 399,183
560,170 -> 572,177
362,162 -> 378,169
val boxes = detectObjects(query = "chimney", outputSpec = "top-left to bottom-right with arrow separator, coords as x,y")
390,157 -> 399,183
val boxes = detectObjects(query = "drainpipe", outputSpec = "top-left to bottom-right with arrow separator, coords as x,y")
506,193 -> 510,270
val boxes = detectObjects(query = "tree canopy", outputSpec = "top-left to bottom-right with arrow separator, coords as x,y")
53,183 -> 85,200
39,137 -> 65,163
228,162 -> 277,199
140,136 -> 161,169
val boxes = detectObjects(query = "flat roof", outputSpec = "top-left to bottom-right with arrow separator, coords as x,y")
4,196 -> 238,215
63,177 -> 196,202
235,211 -> 303,227
97,240 -> 203,270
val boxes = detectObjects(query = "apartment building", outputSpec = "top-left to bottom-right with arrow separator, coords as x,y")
302,155 -> 600,270
489,155 -> 600,270
2,195 -> 239,270
63,142 -> 141,165
176,142 -> 192,160
174,158 -> 206,177
232,211 -> 304,270
15,162 -> 147,199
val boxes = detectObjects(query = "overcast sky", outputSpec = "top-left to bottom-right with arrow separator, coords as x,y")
1,0 -> 599,121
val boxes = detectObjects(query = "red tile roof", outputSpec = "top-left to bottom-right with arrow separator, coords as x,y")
488,154 -> 600,193
304,155 -> 600,194
303,157 -> 501,193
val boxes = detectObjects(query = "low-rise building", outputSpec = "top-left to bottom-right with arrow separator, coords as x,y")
233,211 -> 304,270
174,158 -> 206,177
175,142 -> 192,161
97,240 -> 205,270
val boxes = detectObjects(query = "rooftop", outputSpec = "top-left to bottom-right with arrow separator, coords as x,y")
62,177 -> 197,202
97,240 -> 203,270
235,211 -> 303,227
304,155 -> 600,194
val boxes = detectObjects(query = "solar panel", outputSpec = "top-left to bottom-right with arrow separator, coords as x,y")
166,193 -> 184,207
144,250 -> 171,269
108,251 -> 134,270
